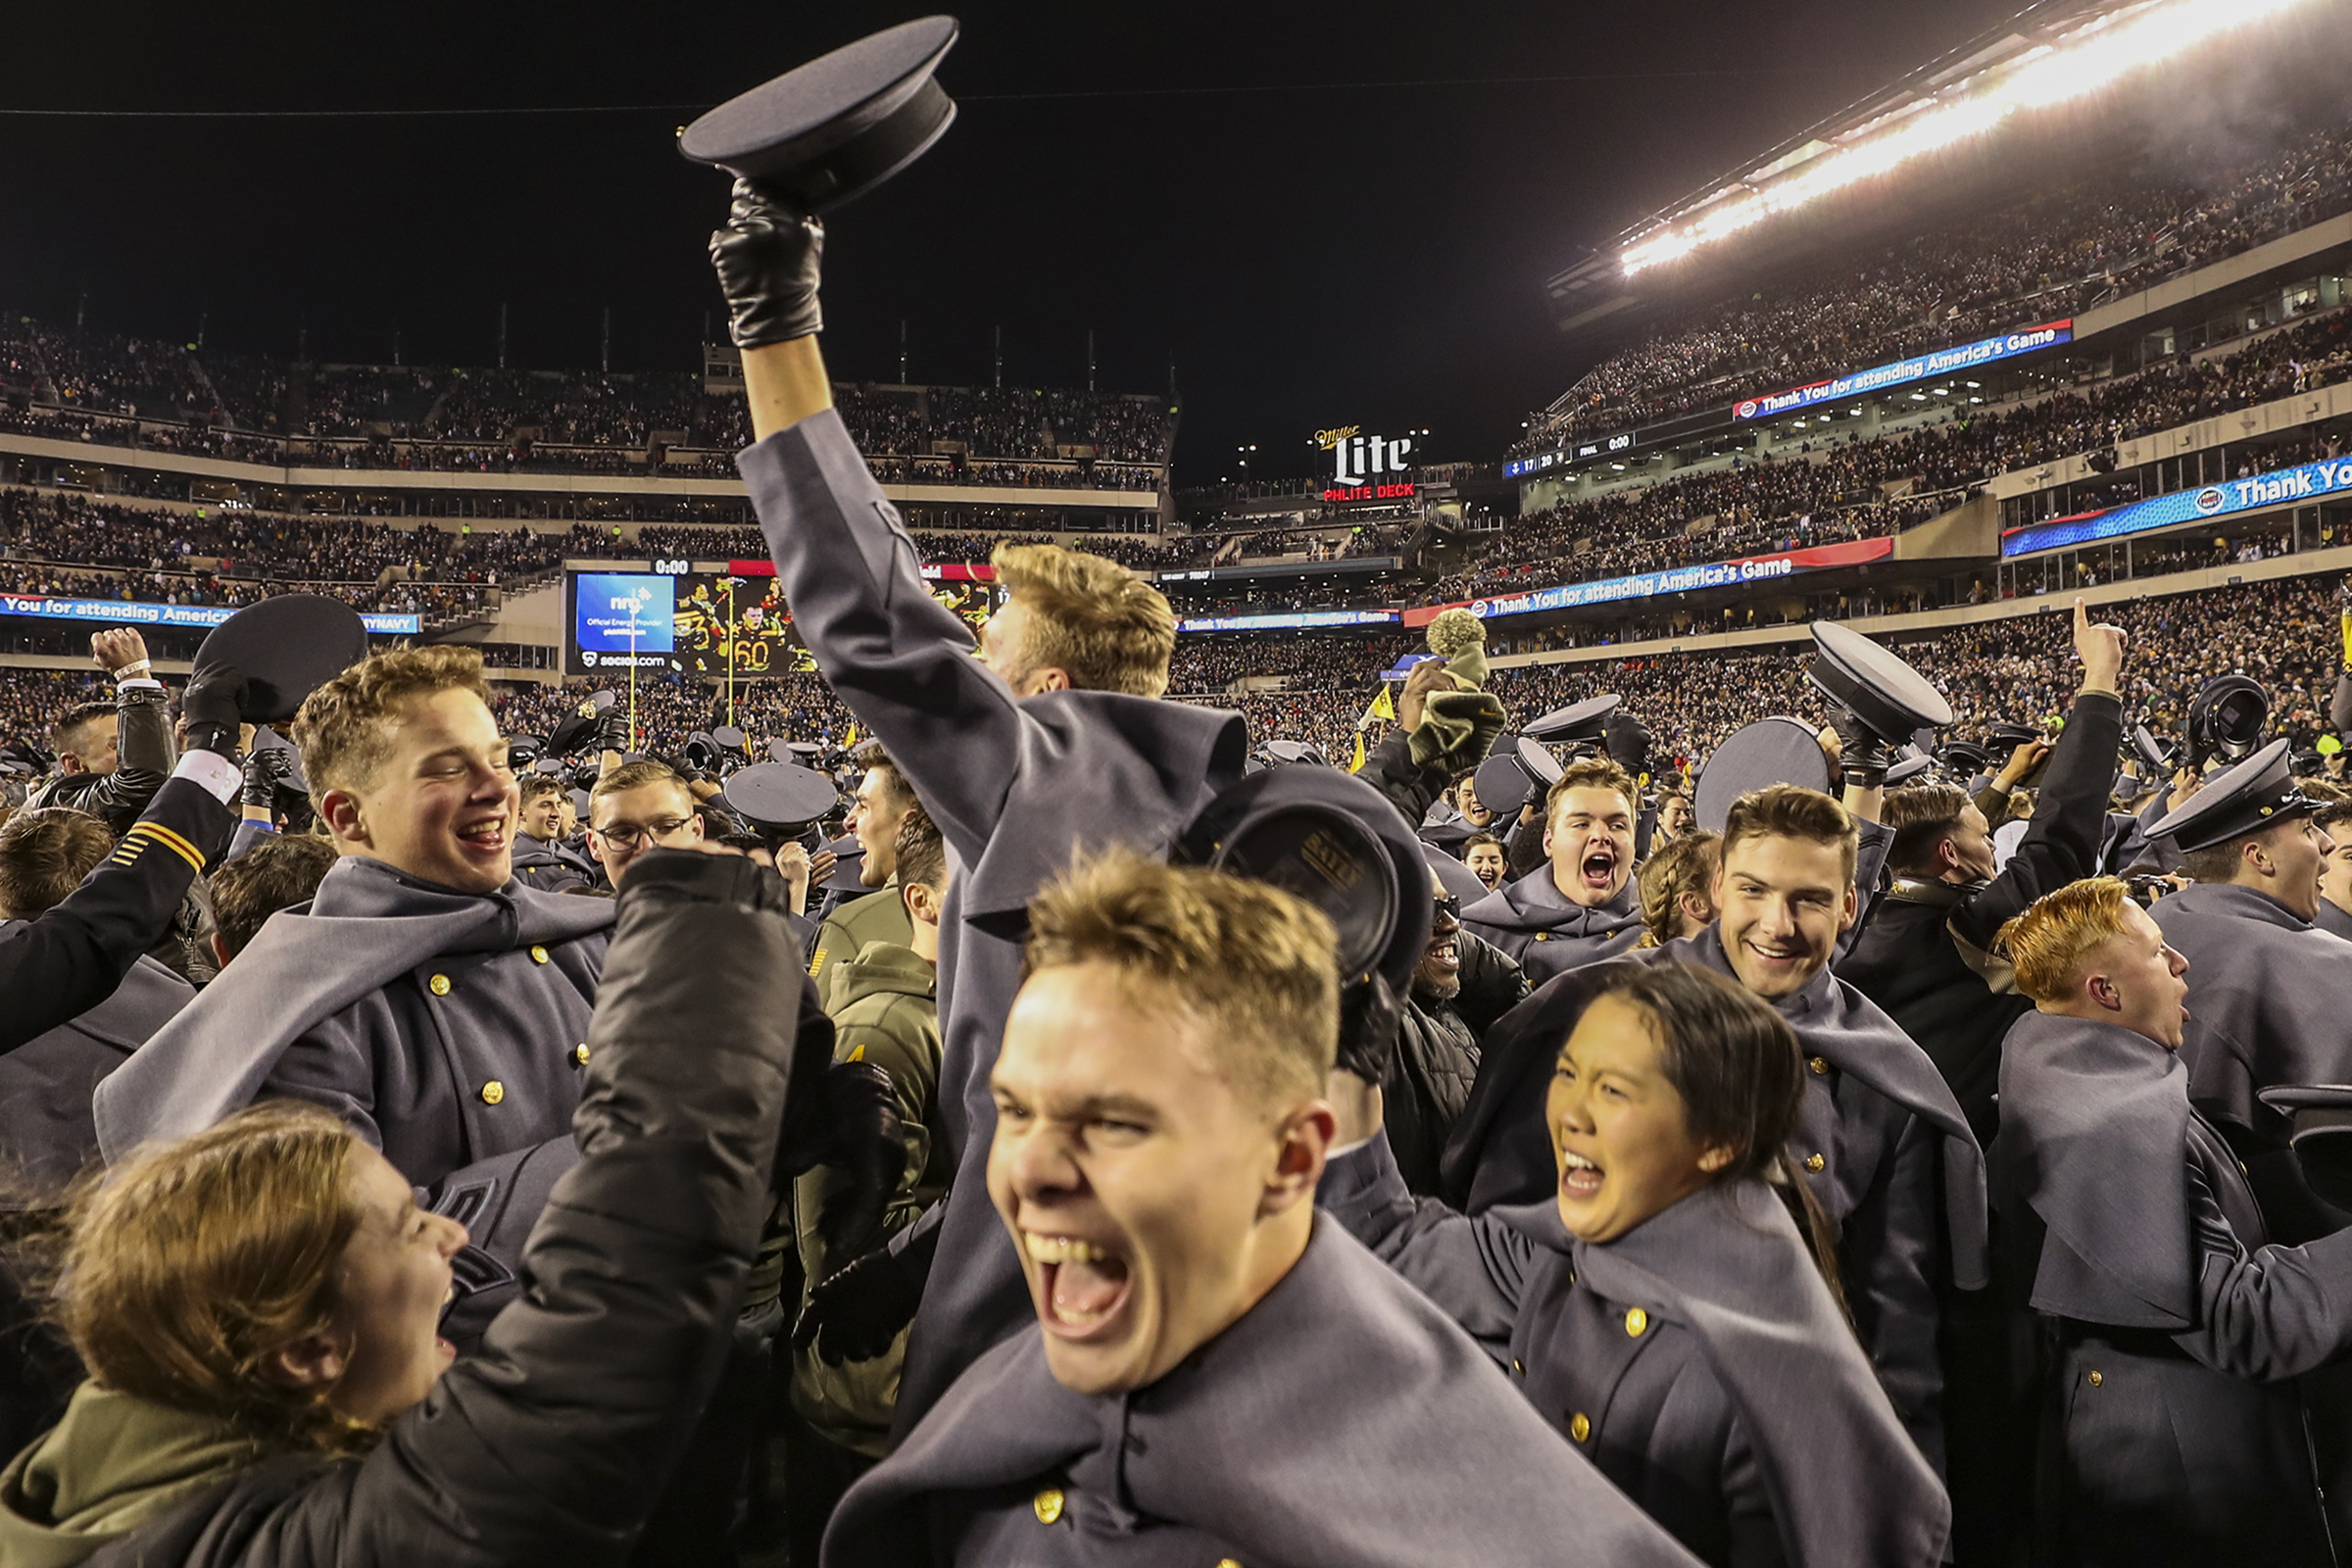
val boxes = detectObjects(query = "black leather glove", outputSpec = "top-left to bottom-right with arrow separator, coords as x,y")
1831,708 -> 1896,788
793,1243 -> 924,1367
1603,710 -> 1654,781
709,177 -> 825,349
593,707 -> 631,755
1334,971 -> 1404,1086
180,664 -> 246,760
240,746 -> 292,808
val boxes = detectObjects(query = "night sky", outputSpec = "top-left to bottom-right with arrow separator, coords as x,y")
0,1 -> 2244,480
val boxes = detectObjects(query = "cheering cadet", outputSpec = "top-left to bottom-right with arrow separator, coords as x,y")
2313,797 -> 2352,939
712,180 -> 1272,1436
1323,961 -> 1947,1568
2143,739 -> 2351,1240
94,648 -> 616,1186
1994,877 -> 2352,1565
1461,757 -> 1647,979
24,629 -> 172,836
1446,785 -> 1985,1467
819,854 -> 1700,1567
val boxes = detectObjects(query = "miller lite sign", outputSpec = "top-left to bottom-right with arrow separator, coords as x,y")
1316,424 -> 1418,503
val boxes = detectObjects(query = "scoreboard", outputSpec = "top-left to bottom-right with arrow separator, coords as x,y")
564,565 -> 997,678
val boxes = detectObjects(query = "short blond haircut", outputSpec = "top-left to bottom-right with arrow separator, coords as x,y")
1995,876 -> 2133,1004
1544,756 -> 1638,825
990,542 -> 1174,698
1024,850 -> 1338,1107
291,646 -> 491,805
1721,783 -> 1859,885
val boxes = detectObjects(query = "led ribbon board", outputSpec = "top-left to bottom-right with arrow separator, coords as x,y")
2001,456 -> 2352,557
1734,322 -> 2071,420
0,595 -> 419,634
1403,536 -> 1892,626
1177,609 -> 1401,633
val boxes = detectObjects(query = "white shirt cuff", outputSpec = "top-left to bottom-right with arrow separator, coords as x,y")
172,750 -> 243,805
1326,1132 -> 1380,1159
116,676 -> 164,693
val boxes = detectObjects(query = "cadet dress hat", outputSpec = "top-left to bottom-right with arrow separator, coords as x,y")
2146,737 -> 2317,853
2186,674 -> 2270,765
1520,694 -> 1620,743
1694,716 -> 1834,833
1471,736 -> 1566,821
1883,746 -> 1936,786
544,690 -> 618,758
1937,738 -> 1991,779
1806,620 -> 1955,742
2256,1085 -> 2352,1210
192,594 -> 371,724
821,833 -> 868,895
721,760 -> 842,836
678,17 -> 959,214
1176,765 -> 1433,996
1252,739 -> 1332,769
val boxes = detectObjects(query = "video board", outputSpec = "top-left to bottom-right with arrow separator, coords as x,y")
565,567 -> 998,677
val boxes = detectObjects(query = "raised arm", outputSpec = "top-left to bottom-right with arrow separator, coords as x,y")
715,183 -> 1023,860
0,762 -> 235,1054
339,849 -> 807,1562
2175,1159 -> 2352,1381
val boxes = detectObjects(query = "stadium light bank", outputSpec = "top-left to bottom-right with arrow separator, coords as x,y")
1619,0 -> 2316,278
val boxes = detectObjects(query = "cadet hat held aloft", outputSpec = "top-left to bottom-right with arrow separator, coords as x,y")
2185,674 -> 2270,769
2146,737 -> 2318,852
193,594 -> 370,725
1471,734 -> 1566,821
1807,620 -> 1953,787
680,18 -> 959,214
1694,716 -> 1834,833
721,760 -> 842,838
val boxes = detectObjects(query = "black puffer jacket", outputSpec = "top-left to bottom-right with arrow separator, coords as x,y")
1384,932 -> 1529,1195
80,850 -> 808,1568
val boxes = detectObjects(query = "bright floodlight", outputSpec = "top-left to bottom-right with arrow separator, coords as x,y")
1620,0 -> 2316,277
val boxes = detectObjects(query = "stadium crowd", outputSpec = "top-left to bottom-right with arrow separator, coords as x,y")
1516,117 -> 2352,452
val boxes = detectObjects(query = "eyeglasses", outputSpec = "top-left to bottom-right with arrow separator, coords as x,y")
591,816 -> 692,852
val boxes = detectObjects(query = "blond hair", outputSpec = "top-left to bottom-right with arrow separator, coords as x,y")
1996,876 -> 2134,1004
52,1102 -> 376,1455
990,542 -> 1174,698
1024,851 -> 1338,1106
291,645 -> 491,806
1721,783 -> 1859,885
1637,829 -> 1720,947
1544,756 -> 1638,824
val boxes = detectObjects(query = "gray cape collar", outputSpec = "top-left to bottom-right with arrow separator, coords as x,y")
1494,1184 -> 1952,1568
1464,866 -> 1641,937
92,857 -> 615,1162
1997,1009 -> 2195,1329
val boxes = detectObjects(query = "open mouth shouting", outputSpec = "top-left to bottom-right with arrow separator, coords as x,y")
1024,1231 -> 1133,1339
1559,1148 -> 1604,1201
1579,845 -> 1621,894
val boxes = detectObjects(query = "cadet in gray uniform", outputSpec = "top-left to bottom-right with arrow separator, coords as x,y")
94,647 -> 614,1187
1461,756 -> 1647,980
712,184 -> 1246,1436
822,855 -> 1700,1568
1446,784 -> 1986,1469
24,628 -> 173,837
1324,962 -> 1949,1568
1994,877 -> 2352,1565
2144,739 -> 2349,1241
2314,797 -> 2352,940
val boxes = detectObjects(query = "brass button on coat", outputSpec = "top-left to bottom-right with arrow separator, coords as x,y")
1625,1307 -> 1648,1338
2086,1370 -> 2104,1388
479,1080 -> 505,1105
1804,1153 -> 1827,1173
1808,1055 -> 1830,1075
529,945 -> 550,964
1032,1489 -> 1065,1525
1511,1357 -> 1524,1375
572,1043 -> 591,1066
428,973 -> 452,997
1570,1412 -> 1592,1442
